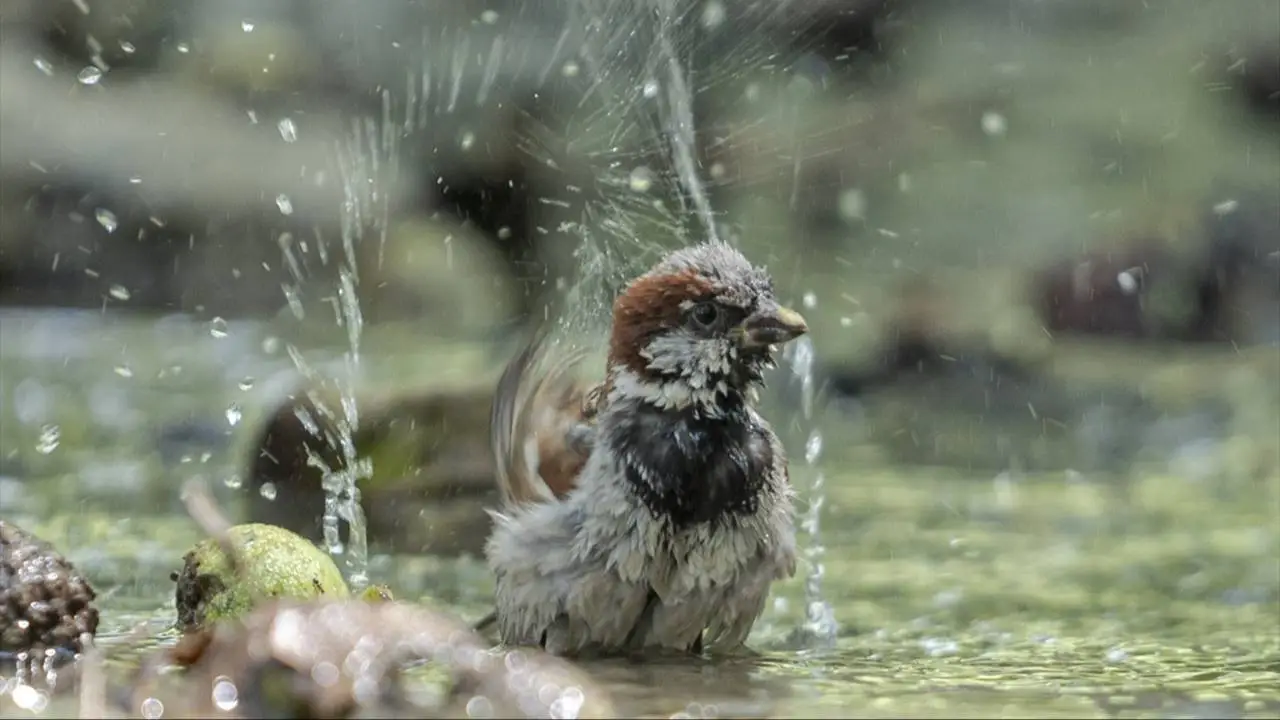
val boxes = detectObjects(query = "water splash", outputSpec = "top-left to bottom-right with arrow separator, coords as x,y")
272,95 -> 403,593
784,301 -> 838,649
650,0 -> 720,246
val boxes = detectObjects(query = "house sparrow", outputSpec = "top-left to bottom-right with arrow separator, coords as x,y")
484,241 -> 808,657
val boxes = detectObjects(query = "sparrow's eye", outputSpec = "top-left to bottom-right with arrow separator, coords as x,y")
687,301 -> 721,330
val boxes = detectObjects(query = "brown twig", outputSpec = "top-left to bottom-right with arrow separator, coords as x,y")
179,478 -> 245,580
472,610 -> 498,633
76,633 -> 105,720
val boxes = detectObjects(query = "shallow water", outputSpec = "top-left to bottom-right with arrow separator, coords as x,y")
2,310 -> 1277,718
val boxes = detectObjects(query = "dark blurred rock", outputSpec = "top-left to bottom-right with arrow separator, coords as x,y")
816,279 -> 1073,470
1228,40 -> 1280,120
1032,238 -> 1187,341
1196,186 -> 1280,345
0,520 -> 98,656
815,275 -> 1268,474
1031,188 -> 1279,346
127,599 -> 614,718
822,277 -> 1037,396
247,382 -> 497,558
0,1 -> 573,322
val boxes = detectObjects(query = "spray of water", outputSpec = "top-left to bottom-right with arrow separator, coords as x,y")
269,0 -> 837,631
650,0 -> 721,246
786,309 -> 839,648
272,95 -> 404,592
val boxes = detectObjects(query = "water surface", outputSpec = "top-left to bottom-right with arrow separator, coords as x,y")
2,311 -> 1276,718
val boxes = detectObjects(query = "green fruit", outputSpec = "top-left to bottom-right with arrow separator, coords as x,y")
173,523 -> 348,630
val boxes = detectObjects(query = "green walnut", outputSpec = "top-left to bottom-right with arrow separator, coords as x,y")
359,584 -> 395,603
173,523 -> 348,631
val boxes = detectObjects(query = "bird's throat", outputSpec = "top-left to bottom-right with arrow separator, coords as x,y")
603,399 -> 772,529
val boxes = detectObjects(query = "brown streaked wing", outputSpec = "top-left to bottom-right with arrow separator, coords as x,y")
491,327 -> 601,509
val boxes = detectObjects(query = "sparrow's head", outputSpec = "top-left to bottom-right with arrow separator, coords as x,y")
606,242 -> 807,412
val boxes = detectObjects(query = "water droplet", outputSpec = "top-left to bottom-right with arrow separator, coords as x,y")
642,79 -> 659,98
549,687 -> 586,719
237,376 -> 255,391
77,66 -> 103,85
261,336 -> 280,354
837,189 -> 866,221
1116,269 -> 1140,295
119,41 -> 136,55
95,208 -> 118,233
128,176 -> 142,184
9,684 -> 47,713
920,637 -> 959,657
33,57 -> 54,76
208,317 -> 229,338
140,697 -> 164,719
275,194 -> 293,215
802,292 -> 818,309
108,284 -> 131,301
805,431 -> 823,464
701,0 -> 726,29
213,676 -> 240,711
628,167 -> 654,193
790,336 -> 814,378
241,19 -> 255,32
561,60 -> 580,77
281,284 -> 305,320
980,111 -> 1007,137
480,9 -> 499,24
259,482 -> 278,500
277,117 -> 297,143
459,132 -> 475,151
114,365 -> 133,378
465,696 -> 494,718
225,404 -> 242,426
175,42 -> 190,54
35,424 -> 61,454
224,474 -> 244,490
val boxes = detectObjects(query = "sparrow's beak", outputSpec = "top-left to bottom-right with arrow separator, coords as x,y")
741,304 -> 808,347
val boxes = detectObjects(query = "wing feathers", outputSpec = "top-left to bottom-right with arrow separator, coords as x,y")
491,326 -> 601,509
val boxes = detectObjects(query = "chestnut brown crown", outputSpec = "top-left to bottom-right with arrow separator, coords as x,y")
606,242 -> 807,410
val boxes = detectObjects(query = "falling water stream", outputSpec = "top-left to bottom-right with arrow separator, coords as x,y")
651,0 -> 721,246
276,108 -> 404,592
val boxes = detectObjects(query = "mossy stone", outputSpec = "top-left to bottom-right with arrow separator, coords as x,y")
173,523 -> 348,631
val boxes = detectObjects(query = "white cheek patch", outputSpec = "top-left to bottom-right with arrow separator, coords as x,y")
641,331 -> 734,385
